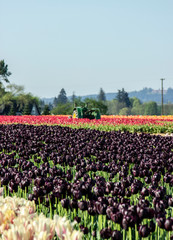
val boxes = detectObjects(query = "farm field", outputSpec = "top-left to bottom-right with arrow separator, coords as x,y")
0,116 -> 173,239
0,115 -> 173,133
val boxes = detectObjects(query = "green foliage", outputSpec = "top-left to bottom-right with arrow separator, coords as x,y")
84,98 -> 107,114
106,100 -> 116,115
23,102 -> 31,115
51,102 -> 73,115
0,60 -> 11,83
0,83 -> 6,96
53,97 -> 58,107
163,103 -> 173,115
6,84 -> 24,95
131,105 -> 143,115
1,67 -> 173,116
71,91 -> 76,104
39,100 -> 46,113
51,97 -> 108,115
131,97 -> 142,107
119,107 -> 131,116
107,95 -> 161,116
56,88 -> 68,105
0,92 -> 13,107
17,94 -> 39,113
130,97 -> 143,115
42,104 -> 50,115
106,100 -> 127,115
116,88 -> 131,108
8,104 -> 16,115
0,80 -> 41,115
144,101 -> 158,115
97,88 -> 106,102
74,97 -> 83,107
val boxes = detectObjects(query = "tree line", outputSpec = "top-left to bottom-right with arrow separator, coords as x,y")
0,59 -> 173,116
51,87 -> 173,115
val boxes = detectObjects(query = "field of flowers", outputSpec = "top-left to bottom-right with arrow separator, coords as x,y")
0,115 -> 173,239
0,115 -> 173,133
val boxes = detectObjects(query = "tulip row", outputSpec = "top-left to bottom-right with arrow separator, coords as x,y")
0,115 -> 173,133
0,188 -> 82,240
0,124 -> 173,239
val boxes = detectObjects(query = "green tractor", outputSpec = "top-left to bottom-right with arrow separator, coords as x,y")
72,104 -> 101,119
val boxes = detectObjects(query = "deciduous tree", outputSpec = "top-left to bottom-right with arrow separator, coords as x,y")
84,98 -> 107,114
144,101 -> 158,115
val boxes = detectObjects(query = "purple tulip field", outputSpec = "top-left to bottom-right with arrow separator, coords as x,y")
0,123 -> 173,239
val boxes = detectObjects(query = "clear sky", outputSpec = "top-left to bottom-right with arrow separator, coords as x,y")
0,0 -> 173,98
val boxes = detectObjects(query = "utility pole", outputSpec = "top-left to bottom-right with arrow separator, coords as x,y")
160,78 -> 165,115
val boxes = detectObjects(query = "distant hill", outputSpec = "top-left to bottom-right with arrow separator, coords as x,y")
128,88 -> 172,103
42,87 -> 173,104
42,97 -> 55,105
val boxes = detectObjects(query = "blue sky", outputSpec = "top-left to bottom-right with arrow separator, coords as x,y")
0,0 -> 173,98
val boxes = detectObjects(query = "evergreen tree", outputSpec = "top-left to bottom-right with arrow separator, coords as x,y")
116,88 -> 131,107
53,97 -> 58,107
57,88 -> 68,104
71,91 -> 76,104
98,88 -> 106,101
0,60 -> 11,83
